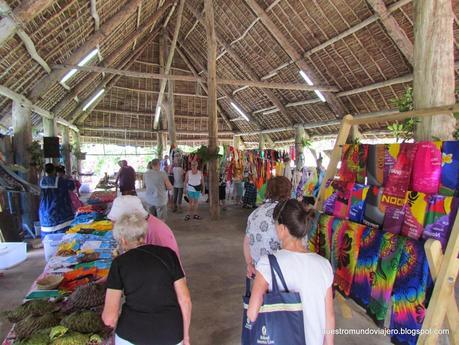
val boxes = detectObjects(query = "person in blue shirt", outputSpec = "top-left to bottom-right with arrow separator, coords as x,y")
39,163 -> 75,237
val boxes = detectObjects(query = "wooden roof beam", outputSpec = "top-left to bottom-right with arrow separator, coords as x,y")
185,2 -> 295,126
154,0 -> 184,129
80,126 -> 233,136
172,40 -> 234,131
52,64 -> 339,92
30,0 -> 148,103
366,0 -> 413,65
90,0 -> 100,31
91,108 -> 224,120
51,4 -> 171,116
68,33 -> 158,124
0,0 -> 51,73
81,135 -> 234,145
0,0 -> 54,46
244,0 -> 347,118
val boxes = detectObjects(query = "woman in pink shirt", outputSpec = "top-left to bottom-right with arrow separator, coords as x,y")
108,195 -> 181,260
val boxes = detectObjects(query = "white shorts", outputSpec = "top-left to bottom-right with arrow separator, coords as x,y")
115,334 -> 183,345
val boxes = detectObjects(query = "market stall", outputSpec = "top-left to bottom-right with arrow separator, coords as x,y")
312,105 -> 459,345
2,201 -> 116,345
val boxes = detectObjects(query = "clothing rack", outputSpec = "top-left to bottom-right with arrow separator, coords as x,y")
315,103 -> 459,345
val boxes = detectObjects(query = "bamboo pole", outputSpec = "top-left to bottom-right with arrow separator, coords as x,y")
153,0 -> 184,129
52,64 -> 339,92
204,0 -> 220,220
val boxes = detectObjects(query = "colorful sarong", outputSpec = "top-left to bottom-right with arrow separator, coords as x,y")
332,181 -> 354,219
323,179 -> 337,215
350,227 -> 384,308
307,211 -> 322,253
338,144 -> 368,184
384,143 -> 417,200
367,144 -> 386,186
316,214 -> 334,260
330,218 -> 347,272
390,239 -> 432,345
383,206 -> 405,234
423,195 -> 459,251
411,142 -> 442,194
334,221 -> 366,296
348,184 -> 369,223
384,143 -> 400,185
401,191 -> 429,240
367,233 -> 406,328
440,141 -> 459,196
363,186 -> 386,229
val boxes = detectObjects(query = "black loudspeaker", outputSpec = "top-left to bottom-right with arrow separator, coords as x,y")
43,137 -> 60,158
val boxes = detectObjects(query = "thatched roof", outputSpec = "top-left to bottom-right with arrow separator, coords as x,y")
0,0 -> 458,147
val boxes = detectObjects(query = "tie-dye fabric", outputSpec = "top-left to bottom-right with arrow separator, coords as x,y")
411,142 -> 442,194
316,214 -> 335,260
334,221 -> 366,296
323,179 -> 337,215
390,239 -> 432,345
363,186 -> 386,229
307,211 -> 322,253
401,191 -> 429,240
330,218 -> 347,271
367,233 -> 406,328
384,143 -> 417,200
382,206 -> 406,234
367,144 -> 386,186
348,184 -> 369,223
332,181 -> 354,219
440,141 -> 459,196
423,195 -> 459,251
338,144 -> 368,184
350,227 -> 384,308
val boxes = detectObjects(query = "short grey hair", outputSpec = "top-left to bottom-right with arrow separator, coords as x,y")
151,159 -> 160,167
113,213 -> 147,243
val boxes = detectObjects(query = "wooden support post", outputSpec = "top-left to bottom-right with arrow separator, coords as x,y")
418,213 -> 459,344
162,29 -> 176,147
12,101 -> 36,230
42,117 -> 56,137
204,0 -> 220,220
62,126 -> 71,175
264,134 -> 274,148
259,134 -> 266,150
423,240 -> 459,345
413,0 -> 456,140
295,126 -> 306,169
74,132 -> 81,174
348,125 -> 363,143
315,115 -> 353,210
233,135 -> 242,149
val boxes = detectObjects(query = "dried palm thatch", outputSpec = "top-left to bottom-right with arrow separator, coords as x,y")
0,0 -> 458,147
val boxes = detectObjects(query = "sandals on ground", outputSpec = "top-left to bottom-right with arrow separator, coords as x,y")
184,215 -> 191,221
193,214 -> 202,220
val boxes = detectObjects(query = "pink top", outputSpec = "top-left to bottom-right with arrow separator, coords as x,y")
145,215 -> 181,261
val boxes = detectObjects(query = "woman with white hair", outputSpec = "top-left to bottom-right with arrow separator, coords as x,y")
102,213 -> 191,345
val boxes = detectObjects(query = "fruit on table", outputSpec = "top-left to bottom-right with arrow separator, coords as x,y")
4,300 -> 59,323
60,311 -> 104,334
49,332 -> 90,345
15,313 -> 61,340
67,284 -> 105,309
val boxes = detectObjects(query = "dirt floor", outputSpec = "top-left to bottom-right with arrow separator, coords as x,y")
1,203 -> 401,345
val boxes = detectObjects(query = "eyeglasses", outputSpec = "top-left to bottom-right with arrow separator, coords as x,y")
274,200 -> 288,224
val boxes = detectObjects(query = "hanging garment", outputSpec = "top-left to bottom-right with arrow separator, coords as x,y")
307,211 -> 322,254
367,233 -> 406,328
348,184 -> 369,223
334,221 -> 366,296
367,144 -> 386,186
411,142 -> 442,194
384,143 -> 400,185
296,167 -> 317,198
423,195 -> 459,251
338,144 -> 369,184
384,143 -> 417,201
363,186 -> 386,229
382,205 -> 406,235
350,227 -> 384,308
400,191 -> 429,240
330,218 -> 347,272
323,180 -> 337,215
332,181 -> 354,219
440,141 -> 459,196
390,239 -> 432,345
316,214 -> 335,261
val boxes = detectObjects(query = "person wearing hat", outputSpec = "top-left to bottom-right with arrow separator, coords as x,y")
108,195 -> 180,260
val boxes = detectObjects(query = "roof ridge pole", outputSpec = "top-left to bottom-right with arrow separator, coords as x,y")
204,0 -> 220,220
243,0 -> 347,118
29,0 -> 144,103
366,0 -> 413,65
153,0 -> 184,129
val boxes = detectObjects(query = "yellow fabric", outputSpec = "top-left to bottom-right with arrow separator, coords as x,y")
275,162 -> 283,177
67,220 -> 113,233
